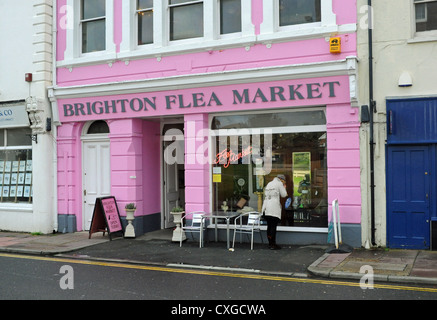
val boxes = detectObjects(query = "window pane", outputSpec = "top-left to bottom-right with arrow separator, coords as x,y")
138,10 -> 154,45
82,0 -> 105,19
0,130 -> 4,147
7,128 -> 32,146
170,0 -> 195,4
416,2 -> 437,32
138,0 -> 153,10
279,0 -> 321,26
170,2 -> 203,40
82,20 -> 106,53
0,149 -> 33,203
212,111 -> 326,129
87,120 -> 110,134
220,0 -> 241,34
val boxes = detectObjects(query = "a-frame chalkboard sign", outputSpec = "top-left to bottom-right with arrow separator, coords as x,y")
89,196 -> 124,240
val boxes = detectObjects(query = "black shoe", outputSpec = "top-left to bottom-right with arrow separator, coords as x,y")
269,244 -> 281,250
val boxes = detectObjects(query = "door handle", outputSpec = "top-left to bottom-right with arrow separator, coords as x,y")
84,190 -> 87,196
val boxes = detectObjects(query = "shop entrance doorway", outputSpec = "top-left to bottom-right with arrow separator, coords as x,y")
162,123 -> 185,229
81,121 -> 111,231
386,145 -> 431,249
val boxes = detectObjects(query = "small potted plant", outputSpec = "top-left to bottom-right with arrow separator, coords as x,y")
124,203 -> 136,238
170,206 -> 186,242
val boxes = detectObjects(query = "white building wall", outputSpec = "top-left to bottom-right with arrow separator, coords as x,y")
0,0 -> 55,233
358,0 -> 437,247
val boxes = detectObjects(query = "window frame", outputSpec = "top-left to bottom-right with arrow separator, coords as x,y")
278,0 -> 321,28
136,0 -> 154,46
118,0 -> 255,60
0,127 -> 33,204
259,0 -> 337,42
208,108 -> 329,232
63,0 -> 116,65
219,0 -> 243,37
413,0 -> 437,39
80,0 -> 107,54
168,0 -> 205,42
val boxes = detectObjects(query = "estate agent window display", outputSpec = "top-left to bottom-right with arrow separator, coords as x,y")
0,128 -> 33,203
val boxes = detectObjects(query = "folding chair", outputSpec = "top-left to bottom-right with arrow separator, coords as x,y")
232,211 -> 263,250
180,211 -> 209,248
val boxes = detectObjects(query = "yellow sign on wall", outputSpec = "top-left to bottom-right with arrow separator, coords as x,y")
330,37 -> 341,53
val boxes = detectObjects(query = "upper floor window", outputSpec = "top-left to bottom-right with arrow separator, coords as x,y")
415,0 -> 437,32
169,0 -> 204,41
81,0 -> 106,53
137,0 -> 154,45
279,0 -> 321,27
220,0 -> 242,35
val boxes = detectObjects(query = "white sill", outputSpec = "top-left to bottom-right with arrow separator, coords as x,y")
0,203 -> 33,213
408,31 -> 437,44
118,35 -> 257,61
58,52 -> 118,68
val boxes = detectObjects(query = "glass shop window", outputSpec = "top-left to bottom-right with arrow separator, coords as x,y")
0,128 -> 33,203
211,111 -> 328,228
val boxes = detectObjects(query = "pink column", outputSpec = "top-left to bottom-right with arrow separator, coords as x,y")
57,122 -> 83,231
108,118 -> 144,216
184,113 -> 210,216
142,120 -> 161,215
326,104 -> 361,224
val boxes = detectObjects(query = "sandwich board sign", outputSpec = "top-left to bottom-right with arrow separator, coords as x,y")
89,196 -> 124,240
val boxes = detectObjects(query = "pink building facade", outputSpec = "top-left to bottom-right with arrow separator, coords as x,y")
51,0 -> 361,246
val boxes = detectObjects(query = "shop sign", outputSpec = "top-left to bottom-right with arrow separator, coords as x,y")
215,146 -> 253,168
89,196 -> 123,240
60,80 -> 342,119
0,105 -> 30,128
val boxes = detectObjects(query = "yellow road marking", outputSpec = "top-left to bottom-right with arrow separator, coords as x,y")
1,253 -> 437,293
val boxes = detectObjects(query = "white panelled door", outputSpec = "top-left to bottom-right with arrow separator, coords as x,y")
82,139 -> 111,230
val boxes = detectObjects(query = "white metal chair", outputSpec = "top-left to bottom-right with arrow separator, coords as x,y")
232,211 -> 263,250
180,211 -> 209,248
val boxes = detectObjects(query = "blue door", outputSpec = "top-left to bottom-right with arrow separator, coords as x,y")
387,145 -> 431,249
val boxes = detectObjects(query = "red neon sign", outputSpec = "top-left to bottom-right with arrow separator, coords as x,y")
215,146 -> 253,168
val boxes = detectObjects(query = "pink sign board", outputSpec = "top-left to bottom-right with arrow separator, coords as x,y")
101,197 -> 123,233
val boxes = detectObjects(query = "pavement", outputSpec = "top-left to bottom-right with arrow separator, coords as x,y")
0,229 -> 437,286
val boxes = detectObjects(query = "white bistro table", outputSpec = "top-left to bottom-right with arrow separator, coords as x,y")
207,212 -> 240,249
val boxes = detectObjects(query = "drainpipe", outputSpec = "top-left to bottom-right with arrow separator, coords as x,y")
368,0 -> 376,246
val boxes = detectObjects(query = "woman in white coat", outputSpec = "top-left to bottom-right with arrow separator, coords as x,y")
262,174 -> 288,250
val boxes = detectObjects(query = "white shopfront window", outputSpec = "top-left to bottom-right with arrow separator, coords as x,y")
210,109 -> 328,229
0,105 -> 33,204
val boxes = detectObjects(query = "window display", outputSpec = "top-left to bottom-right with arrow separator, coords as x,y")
0,128 -> 32,203
211,110 -> 327,228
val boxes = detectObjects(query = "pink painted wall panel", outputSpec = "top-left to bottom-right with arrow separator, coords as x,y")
328,168 -> 361,187
142,121 -> 161,215
327,130 -> 360,150
328,150 -> 360,168
57,35 -> 356,87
